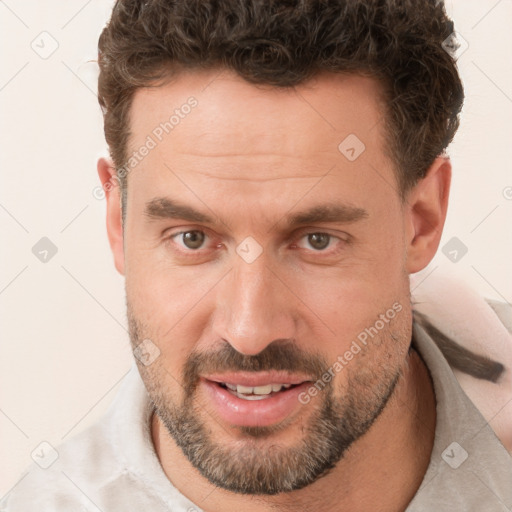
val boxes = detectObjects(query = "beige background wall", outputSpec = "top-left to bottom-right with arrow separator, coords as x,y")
1,0 -> 511,495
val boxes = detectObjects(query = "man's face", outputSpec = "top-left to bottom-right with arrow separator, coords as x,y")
123,70 -> 414,494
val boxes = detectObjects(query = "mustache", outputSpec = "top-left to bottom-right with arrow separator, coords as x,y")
183,339 -> 329,388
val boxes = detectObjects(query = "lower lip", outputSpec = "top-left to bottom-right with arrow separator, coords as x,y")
201,378 -> 311,427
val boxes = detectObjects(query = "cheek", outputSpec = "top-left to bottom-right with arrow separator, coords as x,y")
275,274 -> 408,391
126,247 -> 217,318
293,240 -> 406,328
125,264 -> 219,368
127,293 -> 199,401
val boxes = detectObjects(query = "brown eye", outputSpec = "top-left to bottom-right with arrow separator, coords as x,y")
180,230 -> 206,249
307,233 -> 331,250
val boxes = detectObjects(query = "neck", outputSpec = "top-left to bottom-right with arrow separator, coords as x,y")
152,347 -> 436,512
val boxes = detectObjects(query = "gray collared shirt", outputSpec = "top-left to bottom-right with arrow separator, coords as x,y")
1,321 -> 511,511
407,321 -> 512,510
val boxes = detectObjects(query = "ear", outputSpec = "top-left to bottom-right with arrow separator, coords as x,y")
405,156 -> 451,274
97,157 -> 125,275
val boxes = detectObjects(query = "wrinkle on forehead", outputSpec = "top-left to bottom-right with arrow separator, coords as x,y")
162,152 -> 337,183
175,172 -> 328,183
129,70 -> 384,153
127,70 -> 390,188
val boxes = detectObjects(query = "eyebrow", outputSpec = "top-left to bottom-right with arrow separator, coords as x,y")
144,197 -> 368,228
144,197 -> 214,224
285,204 -> 368,226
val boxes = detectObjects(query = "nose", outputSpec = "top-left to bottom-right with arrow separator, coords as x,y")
211,253 -> 297,356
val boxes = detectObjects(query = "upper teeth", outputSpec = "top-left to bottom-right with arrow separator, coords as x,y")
224,383 -> 292,395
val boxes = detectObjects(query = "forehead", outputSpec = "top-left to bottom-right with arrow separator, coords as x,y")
127,69 -> 389,182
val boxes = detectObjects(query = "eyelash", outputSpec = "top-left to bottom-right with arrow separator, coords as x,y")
165,229 -> 347,257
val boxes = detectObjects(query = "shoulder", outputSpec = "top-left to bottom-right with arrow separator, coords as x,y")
411,272 -> 512,453
0,468 -> 88,512
0,420 -> 122,511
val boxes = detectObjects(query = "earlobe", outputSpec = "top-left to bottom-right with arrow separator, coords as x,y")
97,157 -> 125,276
405,157 -> 451,274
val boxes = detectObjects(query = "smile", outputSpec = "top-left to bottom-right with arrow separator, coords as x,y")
201,373 -> 314,426
219,382 -> 296,400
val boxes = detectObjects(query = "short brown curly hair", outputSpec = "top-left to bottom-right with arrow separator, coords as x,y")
97,0 -> 463,209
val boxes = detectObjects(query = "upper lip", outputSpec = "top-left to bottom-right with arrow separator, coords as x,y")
203,371 -> 313,387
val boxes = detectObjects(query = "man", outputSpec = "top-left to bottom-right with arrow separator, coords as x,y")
2,0 -> 511,511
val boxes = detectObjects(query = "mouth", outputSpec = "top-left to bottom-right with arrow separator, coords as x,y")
200,372 -> 314,427
217,381 -> 299,400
